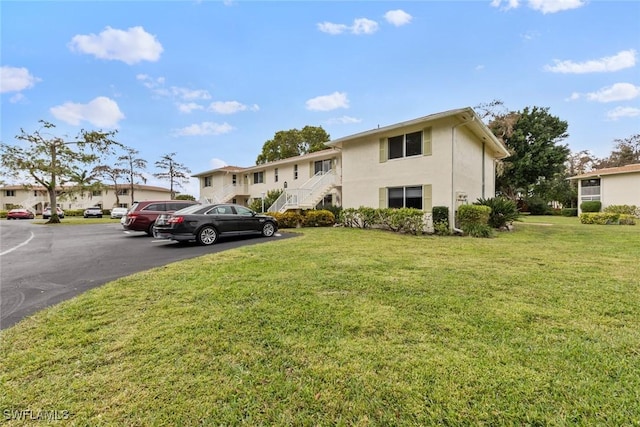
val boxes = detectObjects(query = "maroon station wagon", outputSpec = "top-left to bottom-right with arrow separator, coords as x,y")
121,200 -> 199,235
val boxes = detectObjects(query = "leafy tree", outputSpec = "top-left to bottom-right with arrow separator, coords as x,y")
0,120 -> 119,223
153,153 -> 191,200
490,107 -> 570,201
596,134 -> 640,168
67,168 -> 103,202
256,126 -> 330,165
175,194 -> 196,201
117,147 -> 147,205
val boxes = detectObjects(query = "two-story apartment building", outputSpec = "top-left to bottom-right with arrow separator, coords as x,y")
0,184 -> 172,213
193,107 -> 510,229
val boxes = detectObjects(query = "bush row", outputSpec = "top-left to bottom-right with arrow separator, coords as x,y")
579,213 -> 636,225
339,207 -> 426,235
603,204 -> 639,217
270,210 -> 335,228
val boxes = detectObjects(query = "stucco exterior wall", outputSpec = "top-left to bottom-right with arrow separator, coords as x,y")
340,119 -> 497,214
601,173 -> 640,208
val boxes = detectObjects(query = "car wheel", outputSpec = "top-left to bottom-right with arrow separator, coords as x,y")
262,222 -> 276,237
196,226 -> 218,246
146,222 -> 155,236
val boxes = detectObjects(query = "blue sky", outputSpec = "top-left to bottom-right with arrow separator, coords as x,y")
2,0 -> 639,197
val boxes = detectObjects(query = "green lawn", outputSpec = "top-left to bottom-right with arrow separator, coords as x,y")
2,219 -> 639,425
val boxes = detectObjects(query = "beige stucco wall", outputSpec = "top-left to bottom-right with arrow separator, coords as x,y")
601,173 -> 640,208
340,118 -> 497,216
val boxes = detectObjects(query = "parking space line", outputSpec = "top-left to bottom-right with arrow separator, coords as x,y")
0,231 -> 35,257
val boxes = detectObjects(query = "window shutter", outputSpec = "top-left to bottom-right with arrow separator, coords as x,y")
423,127 -> 432,156
379,187 -> 387,208
423,184 -> 432,212
379,138 -> 387,163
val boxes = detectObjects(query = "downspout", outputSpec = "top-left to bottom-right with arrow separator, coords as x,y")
451,115 -> 475,233
482,142 -> 486,199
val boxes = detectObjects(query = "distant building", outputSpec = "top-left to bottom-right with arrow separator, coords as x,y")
570,163 -> 640,213
0,184 -> 172,213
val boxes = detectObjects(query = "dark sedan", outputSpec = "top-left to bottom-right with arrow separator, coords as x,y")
153,203 -> 278,246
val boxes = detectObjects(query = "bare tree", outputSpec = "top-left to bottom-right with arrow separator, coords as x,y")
153,153 -> 191,200
117,147 -> 148,205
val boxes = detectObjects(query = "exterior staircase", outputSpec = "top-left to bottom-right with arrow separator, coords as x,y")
268,170 -> 339,213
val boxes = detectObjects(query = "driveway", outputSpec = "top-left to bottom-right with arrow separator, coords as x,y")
0,220 -> 294,330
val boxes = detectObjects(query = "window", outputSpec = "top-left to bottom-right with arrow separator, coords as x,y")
92,190 -> 102,196
387,186 -> 423,209
232,174 -> 237,185
204,176 -> 212,187
387,131 -> 422,160
5,190 -> 15,197
117,188 -> 129,196
253,171 -> 264,184
294,164 -> 298,180
314,159 -> 332,174
274,168 -> 279,182
581,178 -> 601,201
235,206 -> 254,216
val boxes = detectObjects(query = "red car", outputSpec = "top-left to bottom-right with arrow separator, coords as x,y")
121,200 -> 199,235
7,208 -> 35,220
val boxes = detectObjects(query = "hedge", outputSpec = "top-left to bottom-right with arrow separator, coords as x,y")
579,212 -> 636,225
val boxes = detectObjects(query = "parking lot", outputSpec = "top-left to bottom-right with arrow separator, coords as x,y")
0,220 -> 292,330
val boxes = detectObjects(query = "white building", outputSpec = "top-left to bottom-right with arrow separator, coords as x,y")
193,107 -> 510,228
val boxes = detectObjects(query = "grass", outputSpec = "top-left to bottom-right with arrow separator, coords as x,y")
1,218 -> 639,425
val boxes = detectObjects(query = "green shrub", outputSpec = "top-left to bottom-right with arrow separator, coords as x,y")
340,206 -> 377,229
65,209 -> 85,217
377,208 -> 425,235
0,210 -> 7,219
526,197 -> 551,215
475,197 -> 520,229
302,210 -> 335,227
271,211 -> 303,228
462,223 -> 494,238
578,212 -> 635,225
432,206 -> 449,234
457,204 -> 491,229
580,201 -> 601,213
603,204 -> 637,216
561,208 -> 578,217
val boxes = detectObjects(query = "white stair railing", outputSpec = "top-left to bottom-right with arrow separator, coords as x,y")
267,170 -> 338,212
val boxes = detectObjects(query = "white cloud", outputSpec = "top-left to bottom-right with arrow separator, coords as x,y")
170,87 -> 211,101
326,115 -> 362,125
209,158 -> 228,169
491,0 -> 585,13
208,101 -> 259,114
586,83 -> 640,103
177,103 -> 204,113
318,18 -> 378,35
69,26 -> 163,65
544,49 -> 637,73
172,122 -> 234,136
606,106 -> 640,121
306,92 -> 349,111
136,74 -> 165,89
352,18 -> 379,35
317,22 -> 349,35
528,0 -> 585,14
0,66 -> 41,93
384,10 -> 412,26
50,96 -> 124,128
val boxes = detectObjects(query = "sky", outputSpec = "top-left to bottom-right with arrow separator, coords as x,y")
1,0 -> 639,197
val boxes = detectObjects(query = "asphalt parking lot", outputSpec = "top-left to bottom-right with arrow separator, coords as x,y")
0,220 -> 294,330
